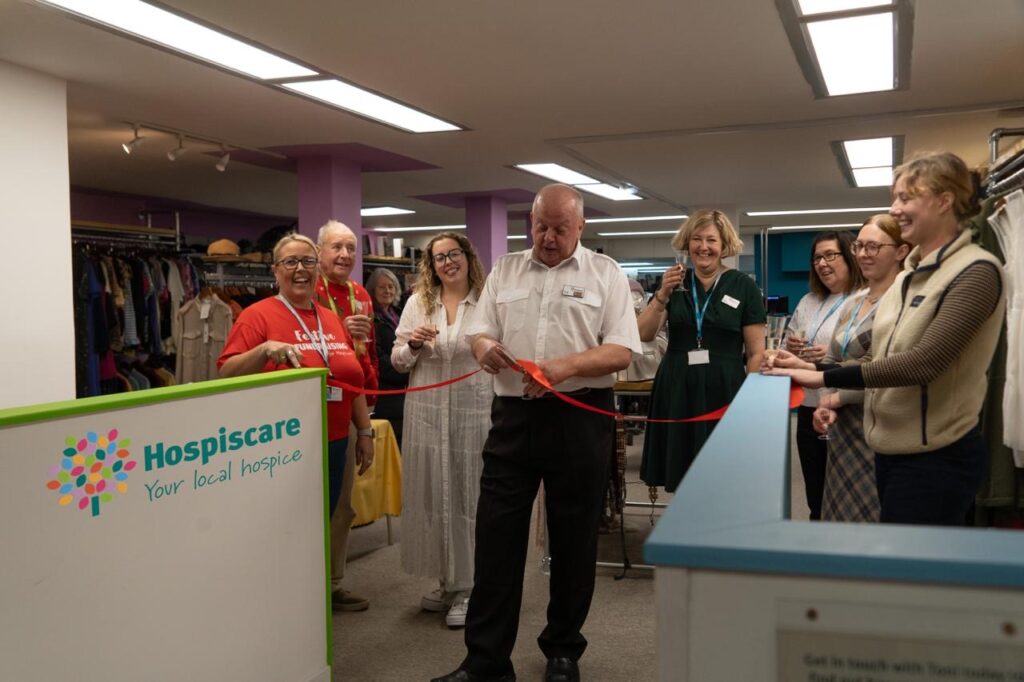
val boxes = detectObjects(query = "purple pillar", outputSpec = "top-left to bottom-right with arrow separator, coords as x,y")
465,196 -> 508,272
297,156 -> 363,282
524,213 -> 534,248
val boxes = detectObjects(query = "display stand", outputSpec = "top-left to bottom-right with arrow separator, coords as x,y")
0,369 -> 332,682
644,374 -> 1024,681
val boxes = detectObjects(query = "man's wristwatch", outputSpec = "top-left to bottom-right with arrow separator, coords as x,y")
356,427 -> 375,439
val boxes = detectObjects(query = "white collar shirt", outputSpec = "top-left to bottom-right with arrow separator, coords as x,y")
464,241 -> 642,396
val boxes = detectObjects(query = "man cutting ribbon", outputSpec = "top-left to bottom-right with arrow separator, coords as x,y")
431,184 -> 641,682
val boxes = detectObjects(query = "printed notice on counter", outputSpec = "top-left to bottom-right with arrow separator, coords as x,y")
778,629 -> 1024,682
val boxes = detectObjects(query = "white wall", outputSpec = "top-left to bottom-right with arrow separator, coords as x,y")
0,61 -> 74,409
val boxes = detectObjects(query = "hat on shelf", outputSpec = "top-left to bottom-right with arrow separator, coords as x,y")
203,238 -> 242,261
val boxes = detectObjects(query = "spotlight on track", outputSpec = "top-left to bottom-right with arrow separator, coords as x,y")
166,135 -> 187,161
215,146 -> 230,172
122,125 -> 145,154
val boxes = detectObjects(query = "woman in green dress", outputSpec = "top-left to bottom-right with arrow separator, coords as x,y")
638,209 -> 767,492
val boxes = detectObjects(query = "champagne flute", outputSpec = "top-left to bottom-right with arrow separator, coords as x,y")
674,250 -> 689,292
765,314 -> 789,362
351,301 -> 368,356
426,322 -> 439,359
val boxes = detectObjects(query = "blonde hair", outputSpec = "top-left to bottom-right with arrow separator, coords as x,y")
670,209 -> 743,257
272,233 -> 319,262
415,232 -> 486,315
893,151 -> 979,222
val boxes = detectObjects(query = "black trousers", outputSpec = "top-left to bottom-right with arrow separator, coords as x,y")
796,405 -> 827,521
461,390 -> 614,677
875,427 -> 988,526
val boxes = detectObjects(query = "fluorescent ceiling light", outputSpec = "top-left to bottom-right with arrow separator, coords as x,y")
843,137 -> 892,168
797,0 -> 887,15
40,0 -> 316,80
588,214 -> 688,224
617,262 -> 653,267
807,12 -> 894,95
636,267 -> 671,273
596,230 -> 677,237
361,206 -> 414,217
769,223 -> 861,232
514,163 -> 599,185
851,166 -> 893,187
283,80 -> 460,133
579,183 -> 643,202
746,206 -> 889,216
371,224 -> 465,233
508,235 -> 528,240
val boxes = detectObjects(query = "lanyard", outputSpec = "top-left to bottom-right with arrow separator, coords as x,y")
839,296 -> 868,357
318,276 -> 361,317
807,294 -> 847,346
690,269 -> 723,349
276,295 -> 333,376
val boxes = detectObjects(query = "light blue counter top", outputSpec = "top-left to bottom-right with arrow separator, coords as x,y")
644,374 -> 1024,588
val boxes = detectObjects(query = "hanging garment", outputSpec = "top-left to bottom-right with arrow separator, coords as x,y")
163,257 -> 186,354
990,190 -> 1024,465
174,295 -> 233,384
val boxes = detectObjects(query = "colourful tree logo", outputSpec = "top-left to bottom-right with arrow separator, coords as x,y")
45,429 -> 136,517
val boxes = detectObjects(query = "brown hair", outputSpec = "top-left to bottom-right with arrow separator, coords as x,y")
414,232 -> 486,315
862,213 -> 909,267
808,231 -> 865,297
670,209 -> 743,257
893,151 -> 979,222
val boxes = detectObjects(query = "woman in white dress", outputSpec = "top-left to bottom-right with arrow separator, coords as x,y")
392,232 -> 493,629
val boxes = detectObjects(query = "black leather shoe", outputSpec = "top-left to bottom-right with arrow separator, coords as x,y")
430,669 -> 516,682
545,657 -> 580,682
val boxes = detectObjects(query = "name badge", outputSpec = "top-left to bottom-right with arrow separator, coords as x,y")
562,285 -> 585,299
325,386 -> 343,402
688,349 -> 710,365
721,294 -> 740,309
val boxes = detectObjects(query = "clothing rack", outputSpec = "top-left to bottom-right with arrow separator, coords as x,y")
989,127 -> 1024,164
72,221 -> 180,250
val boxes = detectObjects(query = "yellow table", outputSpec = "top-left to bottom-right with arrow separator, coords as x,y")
350,418 -> 402,530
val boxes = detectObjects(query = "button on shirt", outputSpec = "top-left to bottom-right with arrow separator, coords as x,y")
464,242 -> 642,396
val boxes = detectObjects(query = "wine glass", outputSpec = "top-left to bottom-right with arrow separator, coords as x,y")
351,301 -> 368,356
674,250 -> 689,291
816,397 -> 837,441
765,314 -> 789,361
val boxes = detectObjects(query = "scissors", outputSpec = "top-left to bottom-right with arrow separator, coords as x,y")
493,345 -> 525,374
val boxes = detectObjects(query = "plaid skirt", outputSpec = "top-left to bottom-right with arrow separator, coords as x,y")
821,404 -> 880,522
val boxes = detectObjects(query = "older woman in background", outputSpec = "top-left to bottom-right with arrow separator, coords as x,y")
637,209 -> 766,492
786,231 -> 865,520
367,267 -> 409,445
770,215 -> 909,522
767,151 -> 1005,526
392,231 -> 492,629
218,233 -> 374,516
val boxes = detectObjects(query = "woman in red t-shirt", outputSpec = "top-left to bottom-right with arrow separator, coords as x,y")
218,234 -> 374,515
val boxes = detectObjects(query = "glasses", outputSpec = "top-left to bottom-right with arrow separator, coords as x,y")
275,256 -> 318,270
811,251 -> 842,265
851,241 -> 897,256
432,248 -> 465,265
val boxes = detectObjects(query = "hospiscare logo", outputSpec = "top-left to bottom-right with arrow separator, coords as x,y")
46,429 -> 135,517
46,418 -> 305,519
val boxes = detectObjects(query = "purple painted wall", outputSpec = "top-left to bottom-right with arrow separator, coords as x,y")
70,187 -> 295,246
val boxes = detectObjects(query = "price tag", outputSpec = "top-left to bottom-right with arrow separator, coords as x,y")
199,300 -> 212,320
325,386 -> 343,402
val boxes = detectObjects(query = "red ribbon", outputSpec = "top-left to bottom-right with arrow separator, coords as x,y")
334,358 -> 804,423
517,359 -> 804,423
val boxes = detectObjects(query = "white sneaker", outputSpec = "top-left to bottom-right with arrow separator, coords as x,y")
445,594 -> 470,628
421,588 -> 457,612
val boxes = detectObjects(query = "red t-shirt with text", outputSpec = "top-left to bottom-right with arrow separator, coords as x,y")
218,297 -> 364,442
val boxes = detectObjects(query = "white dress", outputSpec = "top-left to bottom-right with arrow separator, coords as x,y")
392,289 -> 493,590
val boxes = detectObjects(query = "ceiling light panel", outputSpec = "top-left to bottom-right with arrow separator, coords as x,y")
371,225 -> 466,233
596,230 -> 677,237
579,184 -> 643,202
283,80 -> 460,133
746,207 -> 889,216
40,0 -> 316,79
851,167 -> 893,187
843,137 -> 893,168
361,207 -> 415,217
770,223 -> 861,231
514,163 -> 600,185
588,214 -> 688,223
797,0 -> 888,15
807,12 -> 894,95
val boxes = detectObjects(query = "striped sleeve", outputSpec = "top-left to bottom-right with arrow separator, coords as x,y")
825,262 -> 1002,390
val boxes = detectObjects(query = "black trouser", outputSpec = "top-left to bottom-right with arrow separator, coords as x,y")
461,390 -> 614,677
875,427 -> 988,526
796,405 -> 827,521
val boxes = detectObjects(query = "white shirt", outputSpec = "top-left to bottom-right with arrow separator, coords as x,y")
464,242 -> 642,396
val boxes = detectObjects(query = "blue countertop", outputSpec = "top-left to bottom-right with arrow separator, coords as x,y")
643,374 -> 1024,588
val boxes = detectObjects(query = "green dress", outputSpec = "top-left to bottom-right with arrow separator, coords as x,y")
640,269 -> 766,492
